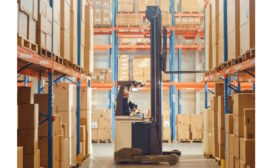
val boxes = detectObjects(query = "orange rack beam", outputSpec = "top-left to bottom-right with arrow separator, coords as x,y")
94,44 -> 204,51
17,46 -> 90,80
205,57 -> 255,81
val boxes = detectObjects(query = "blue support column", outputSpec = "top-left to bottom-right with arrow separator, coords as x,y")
38,72 -> 42,94
111,0 -> 118,140
48,69 -> 53,168
204,5 -> 208,109
88,80 -> 91,88
223,0 -> 228,159
178,48 -> 182,114
169,0 -> 176,141
107,36 -> 111,68
253,82 -> 255,91
76,0 -> 82,156
237,76 -> 241,92
228,76 -> 232,95
24,75 -> 28,87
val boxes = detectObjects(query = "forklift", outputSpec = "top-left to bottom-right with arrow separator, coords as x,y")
114,6 -> 181,165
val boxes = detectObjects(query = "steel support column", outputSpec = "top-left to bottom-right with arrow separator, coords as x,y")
76,0 -> 82,157
38,72 -> 42,93
177,48 -> 182,114
24,75 -> 28,87
204,1 -> 208,109
223,0 -> 228,159
48,69 -> 53,168
111,0 -> 118,140
169,0 -> 176,141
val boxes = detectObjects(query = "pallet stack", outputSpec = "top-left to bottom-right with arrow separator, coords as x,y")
181,0 -> 199,13
205,0 -> 255,71
84,4 -> 94,74
92,109 -> 112,143
118,55 -> 130,81
176,114 -> 191,142
34,93 -> 69,168
69,0 -> 78,64
133,56 -> 151,83
175,15 -> 200,27
17,0 -> 39,52
93,0 -> 111,27
190,114 -> 203,141
118,0 -> 134,13
116,13 -> 144,27
17,87 -> 41,168
80,87 -> 92,157
92,68 -> 112,83
232,93 -> 255,167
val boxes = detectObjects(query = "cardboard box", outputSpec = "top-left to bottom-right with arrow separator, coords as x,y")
38,136 -> 60,158
80,87 -> 92,110
244,108 -> 255,124
23,149 -> 40,168
240,138 -> 255,163
18,146 -> 23,168
218,128 -> 225,145
234,115 -> 244,137
215,83 -> 224,96
240,161 -> 255,168
61,138 -> 69,168
18,129 -> 38,155
219,144 -> 225,159
233,93 -> 255,116
38,114 -> 61,136
233,135 -> 240,158
226,152 -> 230,168
19,0 -> 33,16
80,125 -> 86,142
225,114 -> 234,133
230,153 -> 235,168
235,157 -> 240,168
244,124 -> 255,139
28,17 -> 36,43
18,87 -> 33,104
229,134 -> 234,154
18,104 -> 38,129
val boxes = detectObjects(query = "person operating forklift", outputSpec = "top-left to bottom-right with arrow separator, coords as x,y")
122,90 -> 138,116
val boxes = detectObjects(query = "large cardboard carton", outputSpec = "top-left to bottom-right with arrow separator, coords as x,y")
18,87 -> 33,104
18,146 -> 23,168
34,94 -> 48,113
234,114 -> 244,137
23,149 -> 40,168
80,87 -> 92,110
18,129 -> 38,155
226,133 -> 230,152
240,138 -> 255,163
18,104 -> 38,129
240,161 -> 255,168
226,152 -> 230,168
244,108 -> 255,125
233,93 -> 255,116
229,134 -> 234,154
80,125 -> 86,142
218,128 -> 225,145
235,157 -> 240,168
38,114 -> 62,136
229,153 -> 235,168
225,114 -> 234,134
233,135 -> 240,158
38,136 -> 60,158
244,124 -> 255,139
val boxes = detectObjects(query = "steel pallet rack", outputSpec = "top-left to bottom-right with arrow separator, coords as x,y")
17,1 -> 92,167
203,0 -> 255,162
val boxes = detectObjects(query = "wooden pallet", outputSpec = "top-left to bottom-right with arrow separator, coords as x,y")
72,64 -> 81,72
162,139 -> 171,143
53,54 -> 63,64
181,11 -> 200,14
242,48 -> 255,60
94,24 -> 112,28
92,139 -> 111,143
191,139 -> 202,143
203,153 -> 213,159
17,36 -> 38,53
39,47 -> 54,59
178,139 -> 192,143
63,59 -> 73,68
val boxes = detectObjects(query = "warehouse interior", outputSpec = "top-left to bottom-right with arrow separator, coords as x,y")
14,0 -> 258,167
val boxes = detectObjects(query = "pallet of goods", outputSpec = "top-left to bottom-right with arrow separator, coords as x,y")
92,0 -> 111,27
92,109 -> 112,143
91,68 -> 112,83
162,105 -> 171,143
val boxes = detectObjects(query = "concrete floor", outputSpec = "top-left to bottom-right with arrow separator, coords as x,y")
80,143 -> 219,168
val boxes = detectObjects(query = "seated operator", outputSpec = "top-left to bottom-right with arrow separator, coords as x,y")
122,90 -> 138,116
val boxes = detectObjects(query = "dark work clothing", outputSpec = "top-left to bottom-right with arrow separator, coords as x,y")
122,97 -> 138,116
122,97 -> 130,116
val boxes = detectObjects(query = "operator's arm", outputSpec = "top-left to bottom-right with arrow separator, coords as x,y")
128,101 -> 137,111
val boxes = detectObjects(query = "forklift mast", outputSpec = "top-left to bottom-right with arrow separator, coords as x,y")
146,6 -> 163,154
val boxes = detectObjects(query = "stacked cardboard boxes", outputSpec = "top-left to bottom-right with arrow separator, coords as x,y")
205,3 -> 212,70
176,114 -> 191,141
92,109 -> 112,142
18,146 -> 24,168
17,87 -> 40,168
175,16 -> 200,27
80,87 -> 92,156
211,0 -> 219,68
162,105 -> 171,142
118,55 -> 130,81
93,0 -> 111,27
118,0 -> 134,13
218,0 -> 224,64
232,93 -> 255,167
190,114 -> 203,140
240,108 -> 255,167
69,0 -> 77,64
18,0 -> 38,45
181,0 -> 199,13
227,0 -> 240,60
239,0 -> 255,54
133,56 -> 151,83
225,114 -> 234,168
116,13 -> 144,27
34,93 -> 70,168
84,4 -> 94,73
92,68 -> 112,83
203,108 -> 214,155
138,0 -> 146,12
37,0 -> 52,51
